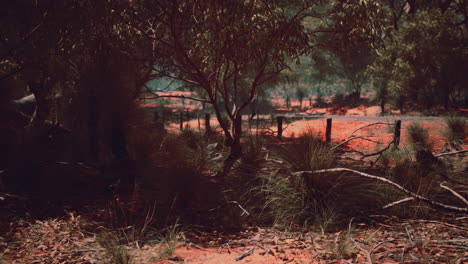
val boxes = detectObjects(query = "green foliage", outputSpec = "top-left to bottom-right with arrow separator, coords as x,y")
313,0 -> 389,96
370,8 -> 468,110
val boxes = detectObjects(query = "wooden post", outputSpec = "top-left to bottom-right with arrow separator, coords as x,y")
277,116 -> 283,138
326,118 -> 332,143
394,120 -> 401,146
205,113 -> 210,133
179,112 -> 183,131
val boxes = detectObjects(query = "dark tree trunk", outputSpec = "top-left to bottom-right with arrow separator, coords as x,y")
220,113 -> 243,178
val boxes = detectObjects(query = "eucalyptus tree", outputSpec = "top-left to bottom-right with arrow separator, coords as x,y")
118,0 -> 329,175
314,0 -> 388,100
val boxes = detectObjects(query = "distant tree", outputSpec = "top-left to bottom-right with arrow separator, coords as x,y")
296,87 -> 306,110
370,7 -> 468,110
313,0 -> 388,99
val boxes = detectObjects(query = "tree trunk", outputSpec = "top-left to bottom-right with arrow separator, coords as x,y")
220,113 -> 243,178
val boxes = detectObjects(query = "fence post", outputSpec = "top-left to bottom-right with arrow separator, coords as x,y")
205,113 -> 210,133
180,112 -> 183,131
277,116 -> 283,138
326,118 -> 332,143
394,120 -> 401,146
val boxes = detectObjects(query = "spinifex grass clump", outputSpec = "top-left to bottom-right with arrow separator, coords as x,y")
97,232 -> 133,264
257,130 -> 403,230
444,115 -> 466,148
259,131 -> 343,229
407,122 -> 432,151
281,129 -> 337,171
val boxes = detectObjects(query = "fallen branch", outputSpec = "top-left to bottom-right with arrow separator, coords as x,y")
435,149 -> 468,158
227,201 -> 250,216
382,197 -> 415,209
440,182 -> 468,206
294,168 -> 468,213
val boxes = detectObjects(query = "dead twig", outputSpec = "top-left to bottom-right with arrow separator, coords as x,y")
235,247 -> 254,261
294,168 -> 468,213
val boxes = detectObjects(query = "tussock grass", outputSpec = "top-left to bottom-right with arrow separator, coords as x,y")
97,232 -> 133,264
155,223 -> 183,258
104,199 -> 158,244
407,122 -> 432,151
256,131 -> 346,229
444,115 -> 466,148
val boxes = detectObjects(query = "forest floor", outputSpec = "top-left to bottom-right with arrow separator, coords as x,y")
1,213 -> 467,263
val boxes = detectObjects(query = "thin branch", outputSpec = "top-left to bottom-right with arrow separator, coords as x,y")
382,197 -> 415,209
440,182 -> 468,206
294,168 -> 468,213
360,140 -> 395,159
142,94 -> 210,104
332,135 -> 382,150
348,122 -> 392,136
435,149 -> 468,158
